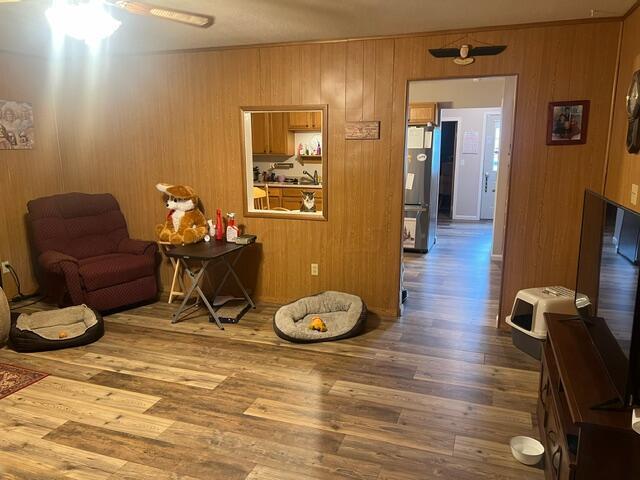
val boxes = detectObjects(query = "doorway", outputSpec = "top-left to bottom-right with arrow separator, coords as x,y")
401,76 -> 517,326
480,113 -> 501,220
438,121 -> 457,219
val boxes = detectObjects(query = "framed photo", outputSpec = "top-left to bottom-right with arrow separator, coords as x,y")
0,99 -> 34,150
546,100 -> 590,145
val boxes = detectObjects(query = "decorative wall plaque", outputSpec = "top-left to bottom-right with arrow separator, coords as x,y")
345,121 -> 380,140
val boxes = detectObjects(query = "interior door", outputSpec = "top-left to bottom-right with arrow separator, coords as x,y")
480,114 -> 501,220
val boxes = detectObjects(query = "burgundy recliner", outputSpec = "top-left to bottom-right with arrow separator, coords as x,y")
27,192 -> 159,311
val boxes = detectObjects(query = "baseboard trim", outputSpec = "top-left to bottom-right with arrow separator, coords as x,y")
453,215 -> 480,221
248,294 -> 399,318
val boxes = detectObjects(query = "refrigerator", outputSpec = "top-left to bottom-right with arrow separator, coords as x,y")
403,125 -> 440,253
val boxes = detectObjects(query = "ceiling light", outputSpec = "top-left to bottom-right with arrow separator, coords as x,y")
46,0 -> 121,46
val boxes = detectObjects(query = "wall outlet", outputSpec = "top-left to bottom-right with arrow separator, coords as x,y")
1,261 -> 9,275
311,263 -> 319,276
632,184 -> 639,206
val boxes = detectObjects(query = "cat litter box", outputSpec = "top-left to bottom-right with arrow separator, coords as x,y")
506,286 -> 577,360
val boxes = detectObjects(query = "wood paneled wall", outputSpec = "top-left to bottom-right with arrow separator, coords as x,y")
4,19 -> 620,318
606,5 -> 640,211
388,22 -> 621,321
54,41 -> 401,314
52,20 -> 621,319
0,52 -> 63,298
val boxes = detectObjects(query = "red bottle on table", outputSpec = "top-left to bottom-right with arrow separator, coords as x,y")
215,209 -> 224,240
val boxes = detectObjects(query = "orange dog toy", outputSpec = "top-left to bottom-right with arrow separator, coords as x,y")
309,317 -> 327,332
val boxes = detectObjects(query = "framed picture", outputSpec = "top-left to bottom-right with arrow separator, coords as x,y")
546,100 -> 590,145
0,99 -> 34,150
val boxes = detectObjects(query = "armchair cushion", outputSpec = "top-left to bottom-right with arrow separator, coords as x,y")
28,193 -> 128,260
118,238 -> 157,256
78,253 -> 156,292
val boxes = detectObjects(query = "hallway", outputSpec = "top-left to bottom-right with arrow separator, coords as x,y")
403,220 -> 501,327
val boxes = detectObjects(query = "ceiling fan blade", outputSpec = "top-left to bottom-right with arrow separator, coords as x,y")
428,48 -> 461,58
469,45 -> 507,56
108,1 -> 214,28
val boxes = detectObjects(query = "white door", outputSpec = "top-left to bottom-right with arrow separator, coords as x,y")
480,114 -> 501,220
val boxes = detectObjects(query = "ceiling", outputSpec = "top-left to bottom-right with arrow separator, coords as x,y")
0,0 -> 634,55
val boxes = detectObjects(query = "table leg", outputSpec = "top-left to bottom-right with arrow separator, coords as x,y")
221,256 -> 256,309
211,257 -> 236,301
194,285 -> 224,330
168,257 -> 182,304
209,250 -> 255,311
175,260 -> 187,292
171,259 -> 206,324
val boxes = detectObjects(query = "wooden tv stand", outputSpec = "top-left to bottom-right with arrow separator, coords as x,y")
539,314 -> 640,479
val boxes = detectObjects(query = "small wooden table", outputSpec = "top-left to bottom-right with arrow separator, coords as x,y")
165,241 -> 255,329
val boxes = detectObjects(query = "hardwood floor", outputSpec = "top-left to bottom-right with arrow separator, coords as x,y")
403,220 -> 502,327
0,222 -> 542,479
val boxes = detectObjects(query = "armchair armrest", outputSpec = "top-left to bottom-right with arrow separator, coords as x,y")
118,238 -> 158,256
38,250 -> 85,305
38,250 -> 78,274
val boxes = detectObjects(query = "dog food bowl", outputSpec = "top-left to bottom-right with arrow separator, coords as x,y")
510,436 -> 544,465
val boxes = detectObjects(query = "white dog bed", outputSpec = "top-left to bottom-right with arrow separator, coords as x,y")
273,291 -> 367,343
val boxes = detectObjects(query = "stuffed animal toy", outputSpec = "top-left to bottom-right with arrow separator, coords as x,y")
156,183 -> 208,245
309,317 -> 327,332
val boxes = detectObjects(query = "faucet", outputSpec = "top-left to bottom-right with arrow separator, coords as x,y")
303,170 -> 319,185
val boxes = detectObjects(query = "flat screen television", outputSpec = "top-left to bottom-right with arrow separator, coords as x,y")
575,190 -> 640,408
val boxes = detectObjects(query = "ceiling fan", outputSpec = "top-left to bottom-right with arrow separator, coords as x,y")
2,0 -> 214,29
429,44 -> 507,66
105,1 -> 213,28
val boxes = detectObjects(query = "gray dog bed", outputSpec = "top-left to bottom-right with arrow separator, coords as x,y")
10,304 -> 104,352
273,291 -> 367,343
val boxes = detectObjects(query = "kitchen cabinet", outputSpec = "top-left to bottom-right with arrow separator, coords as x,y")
288,111 -> 322,131
255,185 -> 323,211
266,187 -> 282,209
251,113 -> 270,154
251,112 -> 294,155
282,198 -> 301,211
408,102 -> 438,125
282,188 -> 323,211
269,112 -> 293,155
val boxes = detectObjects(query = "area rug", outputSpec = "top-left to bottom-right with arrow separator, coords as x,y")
0,363 -> 48,399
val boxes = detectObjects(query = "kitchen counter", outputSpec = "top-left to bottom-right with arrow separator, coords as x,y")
254,182 -> 322,189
